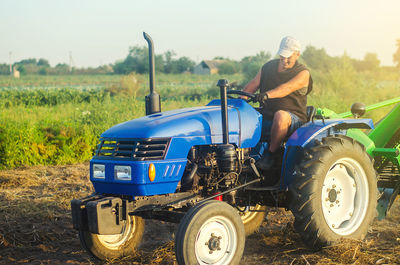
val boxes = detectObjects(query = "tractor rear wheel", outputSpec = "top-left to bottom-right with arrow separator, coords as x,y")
289,135 -> 377,249
175,200 -> 245,265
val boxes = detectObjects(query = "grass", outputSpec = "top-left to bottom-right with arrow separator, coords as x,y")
0,70 -> 399,169
0,73 -> 228,169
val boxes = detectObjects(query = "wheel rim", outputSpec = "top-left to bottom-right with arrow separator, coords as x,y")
321,157 -> 369,236
237,205 -> 264,225
96,216 -> 134,250
195,215 -> 237,265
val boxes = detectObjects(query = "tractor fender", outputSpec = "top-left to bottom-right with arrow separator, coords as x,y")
281,118 -> 374,188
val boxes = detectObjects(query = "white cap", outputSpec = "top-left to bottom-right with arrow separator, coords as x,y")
277,36 -> 301,58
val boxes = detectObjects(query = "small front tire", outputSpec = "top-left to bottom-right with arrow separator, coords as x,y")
175,200 -> 245,265
237,204 -> 267,235
79,215 -> 144,260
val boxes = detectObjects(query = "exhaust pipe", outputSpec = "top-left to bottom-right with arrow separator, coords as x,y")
143,32 -> 161,115
217,79 -> 230,144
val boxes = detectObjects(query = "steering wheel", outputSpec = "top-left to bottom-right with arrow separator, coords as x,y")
227,90 -> 258,103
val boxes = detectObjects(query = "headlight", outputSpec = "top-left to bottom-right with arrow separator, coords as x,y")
93,164 -> 105,179
114,165 -> 131,181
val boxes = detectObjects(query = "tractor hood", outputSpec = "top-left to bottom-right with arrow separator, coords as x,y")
101,99 -> 262,148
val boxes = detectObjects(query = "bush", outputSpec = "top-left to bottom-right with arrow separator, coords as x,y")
0,87 -> 110,108
38,67 -> 47,75
105,73 -> 144,98
218,61 -> 241,75
241,51 -> 271,84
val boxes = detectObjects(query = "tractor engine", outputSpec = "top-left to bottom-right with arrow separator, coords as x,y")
185,145 -> 251,195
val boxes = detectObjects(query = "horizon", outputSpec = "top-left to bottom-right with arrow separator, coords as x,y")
1,0 -> 400,68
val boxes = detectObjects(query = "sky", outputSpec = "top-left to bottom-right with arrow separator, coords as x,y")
1,0 -> 400,68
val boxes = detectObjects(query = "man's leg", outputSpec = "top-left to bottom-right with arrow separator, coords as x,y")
268,110 -> 292,152
256,111 -> 302,171
256,111 -> 291,171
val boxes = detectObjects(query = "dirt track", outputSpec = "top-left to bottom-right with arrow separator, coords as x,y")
0,164 -> 399,264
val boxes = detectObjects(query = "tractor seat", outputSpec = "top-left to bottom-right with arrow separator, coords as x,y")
255,106 -> 316,122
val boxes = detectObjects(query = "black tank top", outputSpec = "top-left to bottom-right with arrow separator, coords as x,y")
259,59 -> 312,122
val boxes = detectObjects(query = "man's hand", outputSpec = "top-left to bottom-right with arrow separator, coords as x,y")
256,93 -> 269,103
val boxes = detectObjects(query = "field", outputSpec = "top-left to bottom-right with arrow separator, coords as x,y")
0,72 -> 400,264
0,71 -> 399,169
0,164 -> 399,264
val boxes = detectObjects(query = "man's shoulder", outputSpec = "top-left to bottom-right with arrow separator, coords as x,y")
262,59 -> 279,67
294,61 -> 310,72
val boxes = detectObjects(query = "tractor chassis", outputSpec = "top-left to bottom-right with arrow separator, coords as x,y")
71,178 -> 275,235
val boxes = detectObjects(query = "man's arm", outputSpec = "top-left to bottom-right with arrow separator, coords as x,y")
243,70 -> 261,94
265,70 -> 310,99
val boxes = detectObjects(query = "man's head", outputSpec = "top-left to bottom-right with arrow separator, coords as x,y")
278,36 -> 300,70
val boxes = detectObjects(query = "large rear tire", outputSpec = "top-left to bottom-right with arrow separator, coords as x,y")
175,200 -> 245,265
289,135 -> 377,249
79,215 -> 144,260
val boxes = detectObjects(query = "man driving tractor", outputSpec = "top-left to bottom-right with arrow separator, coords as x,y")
243,36 -> 313,171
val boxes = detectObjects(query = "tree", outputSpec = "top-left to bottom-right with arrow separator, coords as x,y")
163,50 -> 176,74
218,60 -> 241,75
0,64 -> 10,75
363,53 -> 380,70
16,64 -> 26,74
37,58 -> 50,67
352,53 -> 380,72
393,39 -> 400,67
301,46 -> 333,71
241,51 -> 271,83
17,58 -> 37,65
38,67 -> 47,75
13,58 -> 51,75
170,57 -> 195,73
113,46 -> 164,74
54,63 -> 69,74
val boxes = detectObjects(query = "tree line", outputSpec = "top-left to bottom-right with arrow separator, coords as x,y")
0,58 -> 112,76
1,40 -> 400,77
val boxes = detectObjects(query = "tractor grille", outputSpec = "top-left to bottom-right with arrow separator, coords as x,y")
95,138 -> 170,161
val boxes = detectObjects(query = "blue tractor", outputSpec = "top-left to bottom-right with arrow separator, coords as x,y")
71,33 -> 400,264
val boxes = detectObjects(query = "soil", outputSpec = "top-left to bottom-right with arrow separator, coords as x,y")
0,163 -> 399,265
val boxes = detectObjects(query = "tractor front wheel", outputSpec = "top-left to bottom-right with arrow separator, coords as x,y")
175,200 -> 245,265
289,135 -> 377,249
237,204 -> 267,235
79,215 -> 144,260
